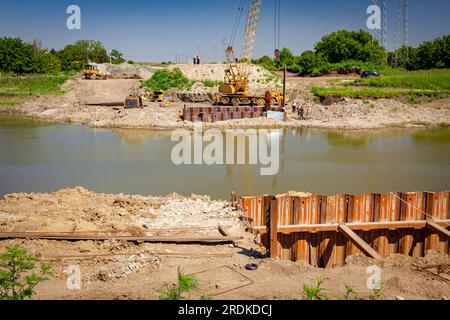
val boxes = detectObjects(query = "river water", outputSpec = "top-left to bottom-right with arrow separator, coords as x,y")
0,114 -> 449,199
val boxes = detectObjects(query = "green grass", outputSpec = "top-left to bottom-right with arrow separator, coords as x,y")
0,73 -> 72,108
354,69 -> 450,91
312,69 -> 450,100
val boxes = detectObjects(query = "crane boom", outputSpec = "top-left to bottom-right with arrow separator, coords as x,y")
241,0 -> 262,63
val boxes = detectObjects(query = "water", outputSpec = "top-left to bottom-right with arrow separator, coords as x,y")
0,114 -> 449,199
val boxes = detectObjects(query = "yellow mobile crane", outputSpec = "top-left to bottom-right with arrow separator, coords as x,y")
216,0 -> 288,107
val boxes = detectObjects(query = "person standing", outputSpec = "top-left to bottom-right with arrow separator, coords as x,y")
264,90 -> 272,111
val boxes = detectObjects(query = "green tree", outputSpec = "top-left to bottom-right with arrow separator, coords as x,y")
277,47 -> 297,70
315,29 -> 385,64
57,40 -> 109,71
0,38 -> 37,74
296,50 -> 324,76
0,245 -> 52,300
252,55 -> 277,72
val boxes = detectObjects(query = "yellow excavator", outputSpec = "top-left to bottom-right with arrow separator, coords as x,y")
215,0 -> 288,107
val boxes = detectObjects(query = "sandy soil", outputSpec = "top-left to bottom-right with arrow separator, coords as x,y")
2,65 -> 450,130
0,188 -> 449,300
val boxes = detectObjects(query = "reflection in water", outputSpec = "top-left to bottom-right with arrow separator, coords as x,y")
0,114 -> 449,199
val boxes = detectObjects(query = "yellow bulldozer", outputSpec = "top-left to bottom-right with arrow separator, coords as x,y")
82,64 -> 109,80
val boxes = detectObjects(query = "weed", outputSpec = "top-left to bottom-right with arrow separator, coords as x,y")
368,281 -> 383,300
200,294 -> 214,300
342,285 -> 359,300
302,277 -> 329,300
158,267 -> 199,300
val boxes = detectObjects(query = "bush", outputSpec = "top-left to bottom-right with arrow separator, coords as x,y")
252,56 -> 277,72
315,29 -> 385,64
0,245 -> 52,300
141,68 -> 193,91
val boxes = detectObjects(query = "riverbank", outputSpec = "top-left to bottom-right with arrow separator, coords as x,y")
1,75 -> 449,131
0,187 -> 449,300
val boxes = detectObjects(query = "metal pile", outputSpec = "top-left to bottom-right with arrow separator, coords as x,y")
182,106 -> 279,123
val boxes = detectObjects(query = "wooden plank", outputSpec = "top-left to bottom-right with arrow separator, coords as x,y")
40,251 -> 233,260
253,220 -> 450,234
426,221 -> 450,239
338,224 -> 383,260
269,198 -> 279,258
0,232 -> 242,243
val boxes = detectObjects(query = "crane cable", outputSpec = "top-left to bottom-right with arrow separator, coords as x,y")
229,0 -> 247,48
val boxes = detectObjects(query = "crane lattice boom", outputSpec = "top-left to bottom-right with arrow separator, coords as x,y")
241,0 -> 262,63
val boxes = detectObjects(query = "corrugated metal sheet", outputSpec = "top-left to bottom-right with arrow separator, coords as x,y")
238,191 -> 450,268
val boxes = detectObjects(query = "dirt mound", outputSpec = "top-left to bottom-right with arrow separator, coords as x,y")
95,63 -> 158,80
168,63 -> 281,92
0,188 -> 241,235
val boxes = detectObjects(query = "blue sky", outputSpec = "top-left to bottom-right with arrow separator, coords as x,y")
0,0 -> 449,62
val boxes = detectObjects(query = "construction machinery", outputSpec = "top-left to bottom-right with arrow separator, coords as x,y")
215,0 -> 288,107
83,64 -> 109,80
151,90 -> 165,103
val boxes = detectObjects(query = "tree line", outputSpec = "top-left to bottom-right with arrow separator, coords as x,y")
253,30 -> 450,76
0,38 -> 127,75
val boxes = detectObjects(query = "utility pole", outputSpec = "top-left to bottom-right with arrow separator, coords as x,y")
282,65 -> 286,110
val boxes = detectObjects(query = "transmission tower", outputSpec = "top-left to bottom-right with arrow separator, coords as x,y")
372,0 -> 387,49
394,0 -> 409,66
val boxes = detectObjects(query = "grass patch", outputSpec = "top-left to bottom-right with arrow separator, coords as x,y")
354,69 -> 450,91
141,69 -> 194,91
312,69 -> 450,100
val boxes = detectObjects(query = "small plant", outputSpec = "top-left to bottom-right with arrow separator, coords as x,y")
158,267 -> 199,300
342,285 -> 359,300
369,281 -> 383,300
0,245 -> 52,300
200,294 -> 214,300
302,277 -> 328,300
